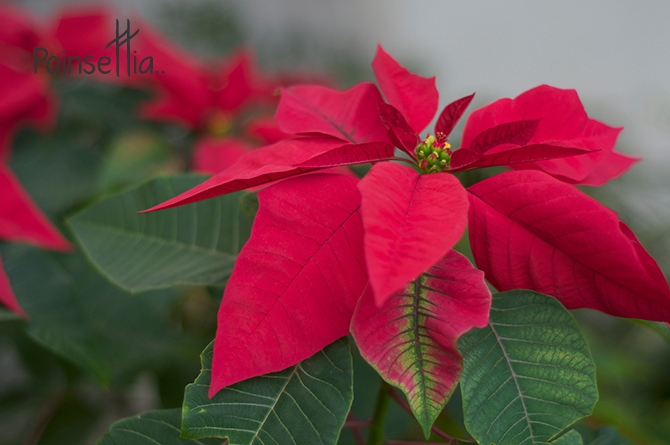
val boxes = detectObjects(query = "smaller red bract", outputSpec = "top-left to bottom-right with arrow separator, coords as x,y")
145,46 -> 670,406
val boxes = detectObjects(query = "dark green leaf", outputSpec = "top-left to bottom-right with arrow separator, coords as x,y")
2,244 -> 197,385
10,132 -> 102,216
182,339 -> 353,445
96,409 -> 223,445
458,290 -> 598,445
67,174 -> 255,292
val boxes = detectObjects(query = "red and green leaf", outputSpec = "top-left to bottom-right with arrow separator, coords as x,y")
468,170 -> 670,321
358,163 -> 469,305
209,173 -> 368,395
371,45 -> 438,134
275,83 -> 389,144
351,250 -> 491,438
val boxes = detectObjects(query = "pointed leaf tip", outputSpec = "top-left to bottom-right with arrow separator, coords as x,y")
358,163 -> 469,305
372,46 -> 438,134
352,250 -> 491,438
140,137 -> 350,212
434,93 -> 475,139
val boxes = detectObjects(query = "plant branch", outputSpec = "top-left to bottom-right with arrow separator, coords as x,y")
346,412 -> 367,445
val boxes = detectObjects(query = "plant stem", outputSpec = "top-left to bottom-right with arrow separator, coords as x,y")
346,412 -> 367,445
367,381 -> 393,445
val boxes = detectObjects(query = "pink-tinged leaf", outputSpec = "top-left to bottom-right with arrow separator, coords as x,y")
211,49 -> 258,113
275,83 -> 389,144
0,165 -> 71,251
378,102 -> 420,157
245,116 -> 290,144
0,4 -> 42,55
209,174 -> 367,394
468,170 -> 670,321
351,250 -> 491,438
462,85 -> 630,185
297,141 -> 395,168
372,46 -> 438,134
434,93 -> 475,140
0,255 -> 26,317
192,137 -> 253,175
358,163 -> 469,305
467,119 -> 540,154
135,22 -> 210,129
143,136 -> 348,212
449,144 -> 594,171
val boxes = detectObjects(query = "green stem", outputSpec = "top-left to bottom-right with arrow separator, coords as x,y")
367,381 -> 392,445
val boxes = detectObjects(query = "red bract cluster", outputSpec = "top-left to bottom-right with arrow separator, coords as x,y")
146,46 -> 670,409
135,30 -> 309,174
0,5 -> 76,315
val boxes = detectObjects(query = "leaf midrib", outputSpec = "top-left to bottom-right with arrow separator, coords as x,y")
489,321 -> 537,444
70,218 -> 237,258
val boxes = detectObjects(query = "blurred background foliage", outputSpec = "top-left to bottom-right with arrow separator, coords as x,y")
1,0 -> 669,444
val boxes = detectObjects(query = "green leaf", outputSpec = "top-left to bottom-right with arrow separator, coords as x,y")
96,409 -> 222,445
182,338 -> 353,445
553,430 -> 584,445
67,174 -> 255,292
2,244 -> 198,385
10,131 -> 102,216
458,290 -> 598,445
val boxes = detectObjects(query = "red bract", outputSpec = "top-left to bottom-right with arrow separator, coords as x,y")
133,26 -> 320,174
468,170 -> 670,321
138,41 -> 257,131
146,45 -> 669,411
461,85 -> 638,185
358,162 -> 468,305
0,165 -> 70,314
0,5 -> 72,316
209,173 -> 367,395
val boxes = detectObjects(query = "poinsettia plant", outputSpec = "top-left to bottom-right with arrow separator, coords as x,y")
132,46 -> 670,444
3,3 -> 670,443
